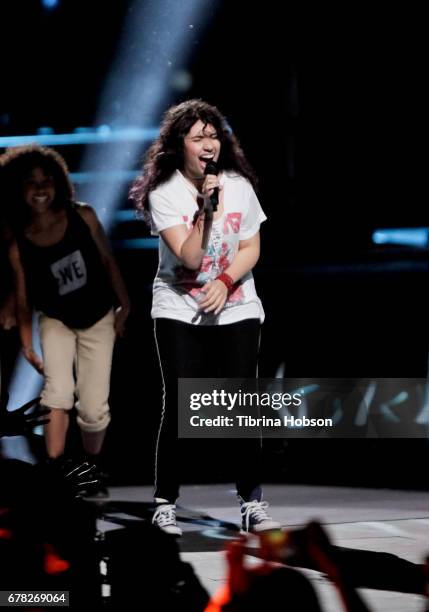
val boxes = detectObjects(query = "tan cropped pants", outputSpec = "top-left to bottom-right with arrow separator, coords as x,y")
39,309 -> 115,432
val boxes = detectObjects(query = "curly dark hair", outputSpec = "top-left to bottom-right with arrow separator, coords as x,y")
0,145 -> 75,229
129,99 -> 258,219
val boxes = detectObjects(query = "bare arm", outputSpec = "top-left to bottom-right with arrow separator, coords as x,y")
160,212 -> 210,270
0,292 -> 16,330
157,174 -> 221,270
223,233 -> 260,283
9,240 -> 44,373
77,205 -> 131,335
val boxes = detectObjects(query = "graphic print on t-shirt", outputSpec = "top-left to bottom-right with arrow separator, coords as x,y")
50,250 -> 87,296
182,215 -> 245,307
223,212 -> 241,234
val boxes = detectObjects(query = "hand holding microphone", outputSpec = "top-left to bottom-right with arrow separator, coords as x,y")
200,160 -> 220,250
202,160 -> 220,212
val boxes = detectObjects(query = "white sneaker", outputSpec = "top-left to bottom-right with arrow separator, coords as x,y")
240,500 -> 281,533
152,503 -> 182,536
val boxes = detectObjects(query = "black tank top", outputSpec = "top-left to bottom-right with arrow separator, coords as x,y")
17,205 -> 114,329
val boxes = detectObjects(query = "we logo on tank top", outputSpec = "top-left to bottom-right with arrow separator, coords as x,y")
50,250 -> 87,296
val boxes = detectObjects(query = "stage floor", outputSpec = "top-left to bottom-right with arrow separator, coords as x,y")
100,484 -> 429,611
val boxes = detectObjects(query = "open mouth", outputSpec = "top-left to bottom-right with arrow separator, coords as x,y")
198,155 -> 216,172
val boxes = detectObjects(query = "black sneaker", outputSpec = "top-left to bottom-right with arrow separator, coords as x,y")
152,503 -> 182,536
78,462 -> 109,498
240,499 -> 281,533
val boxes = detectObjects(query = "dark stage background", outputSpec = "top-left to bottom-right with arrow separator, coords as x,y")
1,1 -> 428,487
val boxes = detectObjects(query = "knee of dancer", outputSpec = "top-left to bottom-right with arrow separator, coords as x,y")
41,382 -> 75,410
76,406 -> 111,433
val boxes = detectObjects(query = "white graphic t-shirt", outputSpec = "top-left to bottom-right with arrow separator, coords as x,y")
149,170 -> 266,325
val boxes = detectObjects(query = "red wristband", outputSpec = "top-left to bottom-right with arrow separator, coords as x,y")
216,272 -> 234,290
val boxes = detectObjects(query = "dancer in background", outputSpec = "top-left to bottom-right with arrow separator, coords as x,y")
1,145 -> 130,480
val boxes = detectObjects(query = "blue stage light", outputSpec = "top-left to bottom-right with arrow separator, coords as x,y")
41,0 -> 59,9
373,228 -> 429,248
79,0 -> 219,230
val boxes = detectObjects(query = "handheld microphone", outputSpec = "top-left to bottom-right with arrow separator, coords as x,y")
204,160 -> 219,212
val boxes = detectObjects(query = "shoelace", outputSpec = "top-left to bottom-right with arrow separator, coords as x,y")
241,500 -> 271,531
152,504 -> 176,527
